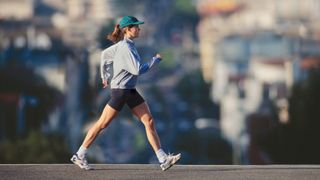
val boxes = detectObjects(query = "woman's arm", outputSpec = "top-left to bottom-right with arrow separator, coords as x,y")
138,56 -> 162,74
100,44 -> 117,85
122,43 -> 161,75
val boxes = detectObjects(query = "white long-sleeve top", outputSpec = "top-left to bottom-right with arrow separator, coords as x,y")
100,38 -> 161,89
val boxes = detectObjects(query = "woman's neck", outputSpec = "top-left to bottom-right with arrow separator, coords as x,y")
124,34 -> 134,40
124,34 -> 135,41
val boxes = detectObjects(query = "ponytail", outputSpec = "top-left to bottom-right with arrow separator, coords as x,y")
107,24 -> 124,43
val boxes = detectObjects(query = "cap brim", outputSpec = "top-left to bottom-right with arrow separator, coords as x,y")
132,21 -> 144,25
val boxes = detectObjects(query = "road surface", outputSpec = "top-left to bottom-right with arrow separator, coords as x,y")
1,164 -> 320,180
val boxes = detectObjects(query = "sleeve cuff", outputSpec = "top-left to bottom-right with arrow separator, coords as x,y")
153,57 -> 161,63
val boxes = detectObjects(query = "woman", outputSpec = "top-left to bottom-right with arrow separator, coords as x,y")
71,16 -> 181,171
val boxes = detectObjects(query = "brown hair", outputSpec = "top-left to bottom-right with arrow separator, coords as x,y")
107,24 -> 124,43
107,24 -> 137,43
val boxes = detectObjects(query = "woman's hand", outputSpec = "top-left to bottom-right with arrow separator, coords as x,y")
102,79 -> 108,88
156,53 -> 162,60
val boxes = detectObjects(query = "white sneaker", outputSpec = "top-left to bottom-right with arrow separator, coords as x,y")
160,153 -> 181,171
70,154 -> 93,170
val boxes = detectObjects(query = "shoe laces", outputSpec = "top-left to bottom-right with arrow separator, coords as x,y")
77,154 -> 89,164
167,152 -> 174,157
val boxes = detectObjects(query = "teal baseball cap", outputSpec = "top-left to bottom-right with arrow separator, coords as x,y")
119,16 -> 144,29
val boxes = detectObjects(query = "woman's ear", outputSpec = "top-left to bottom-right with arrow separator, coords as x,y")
123,27 -> 129,34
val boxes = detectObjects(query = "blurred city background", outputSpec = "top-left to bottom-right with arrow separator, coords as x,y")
0,0 -> 320,165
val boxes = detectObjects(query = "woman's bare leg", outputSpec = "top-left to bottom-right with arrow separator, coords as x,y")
131,102 -> 161,152
81,104 -> 118,148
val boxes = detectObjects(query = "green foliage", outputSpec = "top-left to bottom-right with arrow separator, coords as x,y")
0,131 -> 71,163
158,48 -> 176,71
176,70 -> 212,105
174,0 -> 197,15
0,66 -> 63,139
171,0 -> 199,27
133,130 -> 146,152
175,70 -> 218,118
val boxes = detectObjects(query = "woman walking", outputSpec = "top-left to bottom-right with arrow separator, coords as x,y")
71,16 -> 181,171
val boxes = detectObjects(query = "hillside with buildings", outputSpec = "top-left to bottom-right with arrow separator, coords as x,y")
0,0 -> 320,165
197,0 -> 320,164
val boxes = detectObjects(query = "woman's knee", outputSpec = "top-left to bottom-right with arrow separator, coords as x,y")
98,118 -> 113,130
98,122 -> 108,130
141,115 -> 154,128
94,119 -> 109,130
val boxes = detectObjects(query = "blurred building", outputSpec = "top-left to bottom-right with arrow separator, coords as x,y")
196,0 -> 320,164
59,0 -> 117,46
0,0 -> 116,151
0,0 -> 118,96
0,0 -> 147,161
0,0 -> 34,20
66,0 -> 115,21
197,0 -> 320,82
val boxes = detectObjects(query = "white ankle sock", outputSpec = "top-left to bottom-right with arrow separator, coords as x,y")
76,146 -> 87,159
156,149 -> 167,163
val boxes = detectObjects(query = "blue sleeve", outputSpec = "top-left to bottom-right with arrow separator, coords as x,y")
122,42 -> 161,75
139,57 -> 161,74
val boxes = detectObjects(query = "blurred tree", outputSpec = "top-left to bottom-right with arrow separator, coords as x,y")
0,64 -> 70,163
174,0 -> 197,15
286,70 -> 320,163
175,70 -> 219,119
175,128 -> 232,164
0,131 -> 70,163
96,21 -> 115,49
261,70 -> 320,164
164,0 -> 199,42
0,65 -> 63,139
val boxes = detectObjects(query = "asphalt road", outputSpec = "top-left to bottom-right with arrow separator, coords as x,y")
1,164 -> 320,180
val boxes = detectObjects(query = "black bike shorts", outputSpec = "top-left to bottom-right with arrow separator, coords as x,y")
107,89 -> 145,111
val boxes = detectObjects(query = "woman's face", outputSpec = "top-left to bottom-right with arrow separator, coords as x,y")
125,25 -> 140,39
